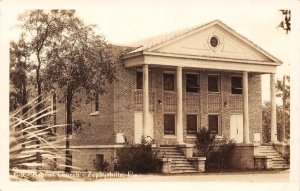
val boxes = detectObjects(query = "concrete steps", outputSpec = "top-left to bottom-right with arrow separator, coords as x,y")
258,146 -> 289,170
170,169 -> 200,174
159,146 -> 200,174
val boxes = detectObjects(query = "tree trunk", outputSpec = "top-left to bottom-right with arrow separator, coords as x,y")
21,68 -> 28,115
35,52 -> 42,163
65,87 -> 73,173
36,54 -> 42,126
21,76 -> 28,149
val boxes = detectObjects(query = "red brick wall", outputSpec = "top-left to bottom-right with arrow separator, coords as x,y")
55,64 -> 262,145
113,67 -> 262,144
113,61 -> 135,143
55,82 -> 115,145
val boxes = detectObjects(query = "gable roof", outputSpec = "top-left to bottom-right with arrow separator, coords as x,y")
126,24 -> 199,53
124,20 -> 282,65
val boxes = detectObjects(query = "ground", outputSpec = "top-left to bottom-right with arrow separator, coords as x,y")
99,169 -> 289,182
12,169 -> 289,182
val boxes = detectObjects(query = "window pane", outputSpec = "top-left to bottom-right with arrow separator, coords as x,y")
136,71 -> 143,89
208,115 -> 219,134
164,114 -> 175,135
164,73 -> 175,91
208,75 -> 220,92
186,74 -> 199,93
231,76 -> 243,94
187,115 -> 197,134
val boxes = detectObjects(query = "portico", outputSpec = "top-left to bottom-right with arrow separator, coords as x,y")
139,65 -> 278,145
123,20 -> 282,145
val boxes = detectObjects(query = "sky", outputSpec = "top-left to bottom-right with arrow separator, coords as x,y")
1,0 -> 299,102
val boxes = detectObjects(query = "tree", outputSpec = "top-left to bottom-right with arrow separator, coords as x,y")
276,75 -> 290,141
12,10 -> 84,166
276,75 -> 290,110
17,10 -> 77,125
43,12 -> 118,172
9,36 -> 30,113
278,10 -> 291,34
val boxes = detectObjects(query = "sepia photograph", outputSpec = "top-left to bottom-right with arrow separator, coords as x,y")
0,0 -> 299,190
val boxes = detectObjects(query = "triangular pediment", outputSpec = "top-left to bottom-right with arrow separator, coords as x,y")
146,21 -> 280,64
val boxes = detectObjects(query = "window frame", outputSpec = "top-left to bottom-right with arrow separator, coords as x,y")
208,114 -> 220,134
208,74 -> 220,93
136,70 -> 143,90
136,69 -> 151,90
186,114 -> 198,135
231,75 -> 243,95
50,91 -> 56,115
163,71 -> 176,92
163,113 -> 176,135
90,93 -> 100,116
95,93 -> 99,111
185,73 -> 200,93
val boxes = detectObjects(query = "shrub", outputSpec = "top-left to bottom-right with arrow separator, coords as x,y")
195,127 -> 235,171
116,137 -> 162,174
196,127 -> 215,157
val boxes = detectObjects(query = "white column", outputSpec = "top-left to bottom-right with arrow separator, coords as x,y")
270,73 -> 278,143
142,64 -> 149,138
176,66 -> 184,144
243,71 -> 250,144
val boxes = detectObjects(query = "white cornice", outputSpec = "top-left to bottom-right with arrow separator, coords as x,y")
143,51 -> 280,66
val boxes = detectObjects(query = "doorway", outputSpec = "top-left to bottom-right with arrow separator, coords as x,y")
230,114 -> 243,143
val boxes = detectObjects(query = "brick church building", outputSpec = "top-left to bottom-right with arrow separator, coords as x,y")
54,20 -> 288,172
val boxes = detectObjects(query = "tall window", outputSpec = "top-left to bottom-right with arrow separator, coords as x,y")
187,115 -> 197,135
208,75 -> 220,93
186,73 -> 199,93
90,93 -> 100,116
164,114 -> 175,135
163,73 -> 175,91
95,93 -> 99,111
208,115 -> 219,134
231,76 -> 243,94
136,71 -> 143,89
51,92 -> 56,115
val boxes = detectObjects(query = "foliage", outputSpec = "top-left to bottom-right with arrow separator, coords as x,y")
195,127 -> 235,171
9,37 -> 31,112
263,75 -> 290,142
278,10 -> 291,34
195,127 -> 215,157
14,10 -> 80,125
9,97 -> 79,181
42,10 -> 118,100
12,9 -> 119,172
72,119 -> 86,133
205,140 -> 236,170
276,75 -> 290,110
262,101 -> 290,142
41,10 -> 118,172
116,137 -> 162,174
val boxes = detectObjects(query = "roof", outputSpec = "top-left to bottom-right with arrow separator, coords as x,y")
126,24 -> 200,53
123,20 -> 282,64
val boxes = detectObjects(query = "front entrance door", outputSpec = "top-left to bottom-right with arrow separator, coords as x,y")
134,112 -> 154,143
230,114 -> 243,143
